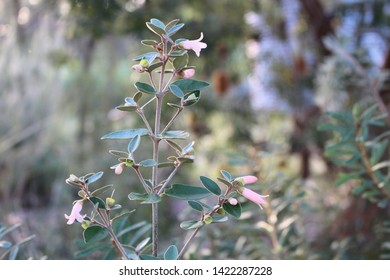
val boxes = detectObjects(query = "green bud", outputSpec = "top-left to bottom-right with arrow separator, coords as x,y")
106,197 -> 116,207
78,190 -> 86,198
81,221 -> 90,230
139,59 -> 149,68
217,208 -> 225,215
204,215 -> 213,225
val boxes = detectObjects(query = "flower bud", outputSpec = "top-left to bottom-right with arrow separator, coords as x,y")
139,59 -> 149,68
78,190 -> 86,198
81,220 -> 90,230
106,197 -> 116,207
204,215 -> 213,225
217,208 -> 225,215
177,68 -> 195,79
132,64 -> 145,73
115,163 -> 125,175
228,197 -> 238,205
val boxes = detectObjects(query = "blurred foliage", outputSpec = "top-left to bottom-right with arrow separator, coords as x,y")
1,0 -> 390,259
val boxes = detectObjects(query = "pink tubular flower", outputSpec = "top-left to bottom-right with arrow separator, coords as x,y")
181,33 -> 207,57
241,175 -> 258,185
64,200 -> 86,225
239,187 -> 269,209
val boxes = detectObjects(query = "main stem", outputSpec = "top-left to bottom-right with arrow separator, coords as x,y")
152,96 -> 162,257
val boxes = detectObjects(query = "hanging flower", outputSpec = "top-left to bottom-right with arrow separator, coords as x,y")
64,200 -> 86,225
238,187 -> 269,209
181,33 -> 207,57
234,175 -> 268,208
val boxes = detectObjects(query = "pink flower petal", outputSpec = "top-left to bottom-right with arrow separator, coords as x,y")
239,187 -> 269,208
181,32 -> 207,57
64,201 -> 85,225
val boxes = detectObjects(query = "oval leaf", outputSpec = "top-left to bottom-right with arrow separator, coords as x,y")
180,220 -> 204,230
138,159 -> 158,167
200,176 -> 221,196
150,18 -> 166,30
188,200 -> 204,212
169,84 -> 185,99
164,245 -> 178,260
223,202 -> 242,219
161,130 -> 189,139
135,82 -> 156,95
172,79 -> 209,92
89,197 -> 106,209
167,23 -> 185,36
128,135 -> 141,154
101,128 -> 149,140
83,226 -> 108,243
85,171 -> 103,185
128,193 -> 161,204
164,184 -> 211,200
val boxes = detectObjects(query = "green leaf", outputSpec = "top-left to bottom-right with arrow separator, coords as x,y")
109,150 -> 129,158
85,171 -> 103,185
211,215 -> 228,223
83,226 -> 108,243
138,159 -> 158,167
133,52 -> 158,65
188,200 -> 204,212
135,82 -> 156,95
158,162 -> 175,168
91,184 -> 114,196
146,22 -> 164,36
167,23 -> 185,36
172,79 -> 210,92
165,139 -> 182,153
223,202 -> 242,219
177,157 -> 194,164
183,90 -> 201,107
128,135 -> 141,154
135,237 -> 150,253
180,220 -> 204,230
217,177 -> 232,187
164,245 -> 178,260
101,128 -> 149,140
165,19 -> 180,31
150,18 -> 166,30
116,105 -> 137,112
370,140 -> 389,165
220,170 -> 232,181
169,84 -> 185,99
111,210 -> 136,223
169,50 -> 188,57
148,62 -> 163,72
134,91 -> 142,102
161,130 -> 189,139
200,176 -> 221,196
128,193 -> 161,204
173,54 -> 188,71
141,40 -> 158,46
335,172 -> 362,187
89,197 -> 106,209
165,184 -> 211,200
